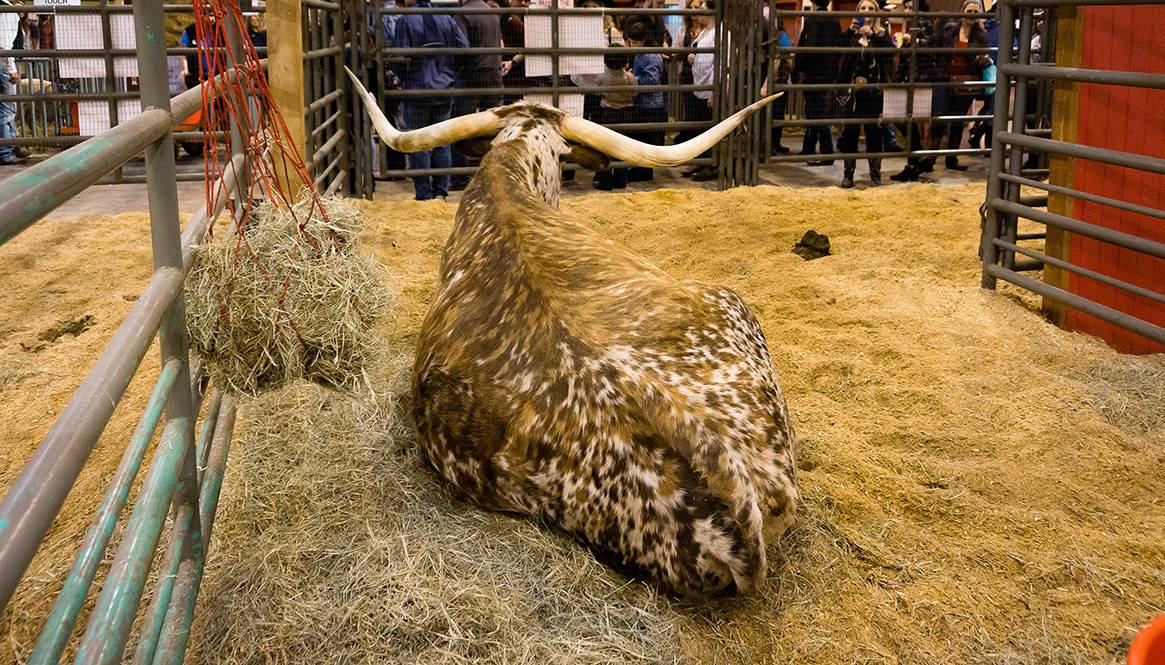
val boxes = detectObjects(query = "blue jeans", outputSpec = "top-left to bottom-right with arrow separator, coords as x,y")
800,89 -> 834,156
402,100 -> 453,200
0,74 -> 16,163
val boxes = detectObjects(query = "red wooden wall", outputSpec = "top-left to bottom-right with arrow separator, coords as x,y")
1069,4 -> 1165,354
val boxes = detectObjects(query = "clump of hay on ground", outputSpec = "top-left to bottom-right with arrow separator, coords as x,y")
185,198 -> 393,396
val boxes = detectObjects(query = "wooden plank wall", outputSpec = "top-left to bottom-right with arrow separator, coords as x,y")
1067,4 -> 1165,354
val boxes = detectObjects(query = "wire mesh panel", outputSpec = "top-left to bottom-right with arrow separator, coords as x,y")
364,1 -> 722,194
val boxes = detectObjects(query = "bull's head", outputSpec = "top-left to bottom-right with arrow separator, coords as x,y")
346,68 -> 780,206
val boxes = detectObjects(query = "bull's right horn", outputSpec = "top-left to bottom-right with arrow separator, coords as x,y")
345,67 -> 500,153
561,94 -> 782,168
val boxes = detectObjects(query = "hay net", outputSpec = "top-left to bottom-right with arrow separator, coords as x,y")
184,0 -> 392,396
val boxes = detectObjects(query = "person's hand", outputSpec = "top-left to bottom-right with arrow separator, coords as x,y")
501,60 -> 512,76
687,52 -> 696,65
858,24 -> 873,38
8,73 -> 17,84
706,97 -> 712,108
850,17 -> 862,30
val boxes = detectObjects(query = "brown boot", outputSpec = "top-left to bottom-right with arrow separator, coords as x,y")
840,160 -> 856,188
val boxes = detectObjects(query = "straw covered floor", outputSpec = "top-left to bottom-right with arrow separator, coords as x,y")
0,183 -> 1162,665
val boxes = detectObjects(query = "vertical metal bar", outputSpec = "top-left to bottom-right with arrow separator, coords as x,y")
72,0 -> 198,659
982,0 -> 1015,288
26,361 -> 182,665
100,1 -> 123,182
1002,7 -> 1035,271
224,11 -> 245,165
334,3 -> 350,196
551,0 -> 560,108
713,0 -> 726,189
906,0 -> 919,154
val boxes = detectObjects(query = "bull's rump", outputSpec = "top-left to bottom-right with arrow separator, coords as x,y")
410,205 -> 798,595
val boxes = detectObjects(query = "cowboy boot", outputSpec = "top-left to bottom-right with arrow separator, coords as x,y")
840,160 -> 856,189
869,159 -> 882,187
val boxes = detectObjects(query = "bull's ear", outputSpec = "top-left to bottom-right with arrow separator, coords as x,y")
454,136 -> 495,159
566,145 -> 611,172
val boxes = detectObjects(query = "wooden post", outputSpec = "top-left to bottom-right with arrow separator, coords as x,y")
268,0 -> 309,201
1042,6 -> 1082,328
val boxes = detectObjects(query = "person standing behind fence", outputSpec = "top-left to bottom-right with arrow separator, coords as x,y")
890,0 -> 940,182
592,47 -> 637,191
793,0 -> 840,166
499,0 -> 526,104
922,0 -> 989,172
685,1 -> 717,181
394,0 -> 469,201
448,0 -> 502,192
836,0 -> 894,188
674,0 -> 704,156
0,0 -> 22,165
623,22 -> 665,183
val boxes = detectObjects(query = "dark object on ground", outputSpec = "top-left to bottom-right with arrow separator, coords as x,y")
38,315 -> 95,342
793,230 -> 831,260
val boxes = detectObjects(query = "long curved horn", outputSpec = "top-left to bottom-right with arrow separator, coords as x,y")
345,67 -> 500,153
560,94 -> 783,167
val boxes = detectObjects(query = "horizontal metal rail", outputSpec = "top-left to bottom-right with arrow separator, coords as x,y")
1000,63 -> 1165,89
986,264 -> 1165,345
0,154 -> 243,614
998,173 -> 1165,221
990,198 -> 1165,260
0,68 -> 243,247
997,132 -> 1165,175
311,129 -> 346,168
994,238 -> 1165,306
305,88 -> 343,116
311,109 -> 343,139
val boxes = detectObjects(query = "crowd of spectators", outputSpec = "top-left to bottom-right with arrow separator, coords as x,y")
375,0 -> 1012,197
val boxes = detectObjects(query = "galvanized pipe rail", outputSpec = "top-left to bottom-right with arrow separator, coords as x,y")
980,0 -> 1165,348
0,12 -> 247,661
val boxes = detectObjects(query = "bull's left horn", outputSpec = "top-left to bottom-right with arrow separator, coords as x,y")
345,67 -> 500,153
560,94 -> 783,167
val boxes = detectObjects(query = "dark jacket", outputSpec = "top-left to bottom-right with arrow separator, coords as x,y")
936,20 -> 989,80
454,0 -> 503,88
793,13 -> 841,84
894,17 -> 941,82
837,27 -> 895,117
394,1 -> 470,96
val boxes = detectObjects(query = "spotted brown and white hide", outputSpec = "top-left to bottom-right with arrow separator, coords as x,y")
410,107 -> 799,597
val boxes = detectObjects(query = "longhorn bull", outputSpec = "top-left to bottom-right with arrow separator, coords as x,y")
350,70 -> 798,596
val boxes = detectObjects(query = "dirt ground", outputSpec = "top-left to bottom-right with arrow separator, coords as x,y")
1,183 -> 1163,664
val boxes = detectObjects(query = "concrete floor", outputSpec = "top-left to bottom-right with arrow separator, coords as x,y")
1,143 -> 988,219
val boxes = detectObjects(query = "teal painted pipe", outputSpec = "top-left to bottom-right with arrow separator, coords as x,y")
198,401 -> 236,546
26,360 -> 182,665
131,390 -> 220,665
131,503 -> 194,665
195,392 -> 223,483
152,401 -> 236,665
73,413 -> 192,665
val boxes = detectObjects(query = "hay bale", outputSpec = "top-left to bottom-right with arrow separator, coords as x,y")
185,198 -> 393,396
